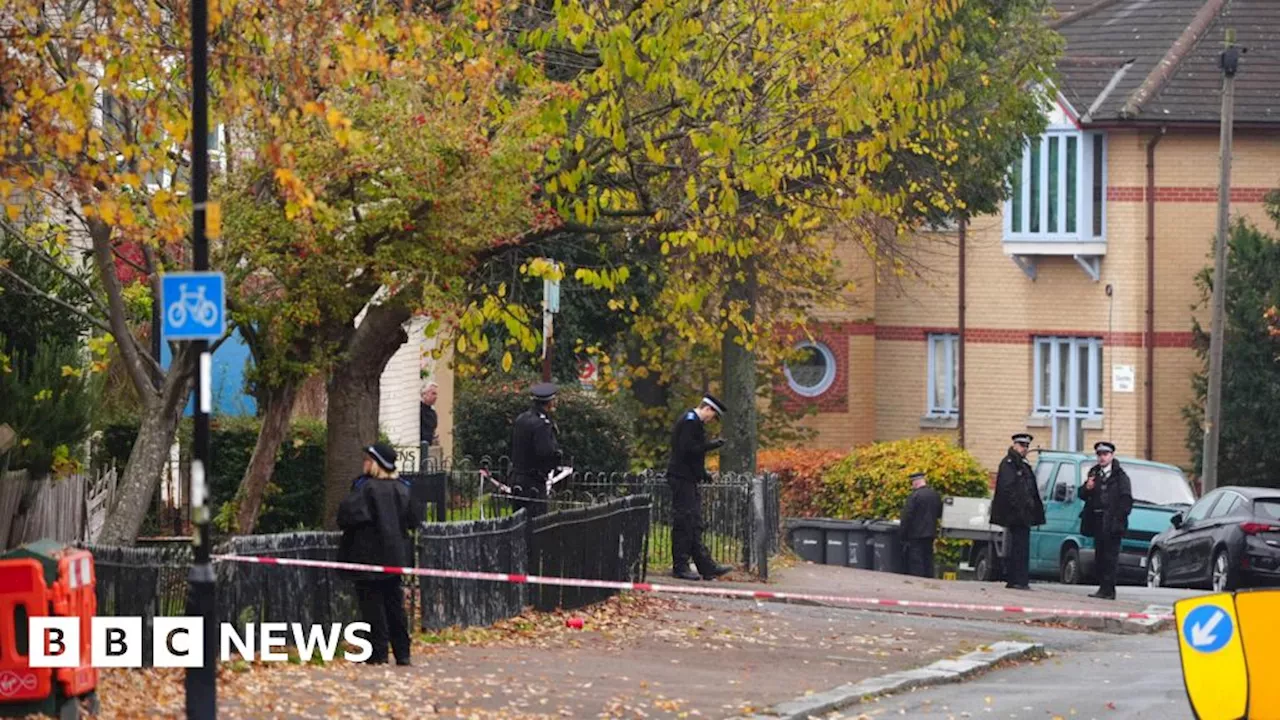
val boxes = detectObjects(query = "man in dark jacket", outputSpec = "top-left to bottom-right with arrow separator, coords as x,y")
1079,441 -> 1133,600
666,395 -> 732,581
337,443 -> 414,665
509,382 -> 562,518
990,433 -> 1045,590
901,472 -> 943,578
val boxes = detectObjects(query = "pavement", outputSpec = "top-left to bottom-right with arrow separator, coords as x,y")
87,564 -> 1201,719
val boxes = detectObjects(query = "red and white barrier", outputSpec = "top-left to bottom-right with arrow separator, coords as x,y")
212,554 -> 1175,622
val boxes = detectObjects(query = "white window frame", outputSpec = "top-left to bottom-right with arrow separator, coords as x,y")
926,333 -> 959,417
1033,336 -> 1104,452
1004,127 -> 1107,244
784,341 -> 837,398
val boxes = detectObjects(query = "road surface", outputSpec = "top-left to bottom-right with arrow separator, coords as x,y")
844,631 -> 1189,720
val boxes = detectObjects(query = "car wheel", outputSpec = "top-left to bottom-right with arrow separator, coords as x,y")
1211,549 -> 1237,592
1147,550 -> 1165,588
974,544 -> 997,582
1060,546 -> 1083,585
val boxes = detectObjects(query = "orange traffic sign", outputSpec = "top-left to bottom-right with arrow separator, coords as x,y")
1236,589 -> 1280,720
1176,593 -> 1249,720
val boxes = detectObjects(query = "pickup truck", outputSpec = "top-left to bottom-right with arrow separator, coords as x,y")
940,451 -> 1196,584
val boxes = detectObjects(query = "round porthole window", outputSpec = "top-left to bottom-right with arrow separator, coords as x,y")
784,342 -> 837,398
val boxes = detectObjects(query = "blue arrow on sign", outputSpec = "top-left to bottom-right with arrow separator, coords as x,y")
1182,604 -> 1233,653
161,272 -> 226,341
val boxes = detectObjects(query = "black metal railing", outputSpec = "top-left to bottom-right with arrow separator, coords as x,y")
416,512 -> 527,630
529,494 -> 651,611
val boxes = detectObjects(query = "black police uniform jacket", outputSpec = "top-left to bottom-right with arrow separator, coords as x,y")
337,474 -> 414,578
990,447 -> 1046,528
666,411 -> 721,483
1078,460 -> 1133,538
901,484 -> 944,540
510,406 -> 561,482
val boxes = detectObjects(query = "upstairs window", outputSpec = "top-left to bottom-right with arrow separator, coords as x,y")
1006,130 -> 1106,243
926,333 -> 959,417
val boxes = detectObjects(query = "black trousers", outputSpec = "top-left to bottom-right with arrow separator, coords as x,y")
905,538 -> 935,578
1094,532 -> 1122,596
355,576 -> 410,664
511,476 -> 547,520
670,478 -> 714,574
1005,525 -> 1031,587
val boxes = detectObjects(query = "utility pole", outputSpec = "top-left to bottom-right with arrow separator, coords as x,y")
541,264 -> 560,382
184,0 -> 217,713
1201,30 -> 1241,495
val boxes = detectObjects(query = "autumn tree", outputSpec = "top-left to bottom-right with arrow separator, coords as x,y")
212,1 -> 563,528
459,0 -> 1060,466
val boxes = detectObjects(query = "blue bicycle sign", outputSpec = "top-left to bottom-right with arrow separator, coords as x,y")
161,272 -> 226,341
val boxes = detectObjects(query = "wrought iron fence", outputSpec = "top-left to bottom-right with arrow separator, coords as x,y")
416,512 -> 527,630
529,494 -> 651,611
553,470 -> 780,572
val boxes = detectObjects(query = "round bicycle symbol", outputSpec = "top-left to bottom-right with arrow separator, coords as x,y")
167,283 -> 219,328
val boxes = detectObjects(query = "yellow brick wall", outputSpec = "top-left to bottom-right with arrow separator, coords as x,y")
791,128 -> 1280,472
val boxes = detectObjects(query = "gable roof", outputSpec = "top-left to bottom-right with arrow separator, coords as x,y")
1050,0 -> 1280,127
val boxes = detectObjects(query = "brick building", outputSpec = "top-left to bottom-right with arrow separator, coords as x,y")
780,0 -> 1280,471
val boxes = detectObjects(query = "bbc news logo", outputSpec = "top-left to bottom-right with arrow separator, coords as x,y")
28,618 -> 374,668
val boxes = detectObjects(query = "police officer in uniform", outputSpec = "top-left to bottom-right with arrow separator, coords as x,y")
1079,441 -> 1132,600
666,395 -> 733,581
901,471 -> 943,578
509,382 -> 562,518
990,433 -> 1044,590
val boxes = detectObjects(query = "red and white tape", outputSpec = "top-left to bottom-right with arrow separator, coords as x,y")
212,554 -> 1175,622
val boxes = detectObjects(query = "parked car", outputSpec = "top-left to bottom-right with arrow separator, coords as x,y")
1031,451 -> 1195,586
939,452 -> 1194,585
1146,486 -> 1280,591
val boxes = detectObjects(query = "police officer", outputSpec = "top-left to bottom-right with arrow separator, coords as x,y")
1080,441 -> 1132,600
509,382 -> 562,518
666,395 -> 732,581
337,443 -> 414,665
990,433 -> 1044,590
901,471 -> 943,578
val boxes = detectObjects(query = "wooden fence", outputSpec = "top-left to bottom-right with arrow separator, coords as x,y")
0,467 -> 116,550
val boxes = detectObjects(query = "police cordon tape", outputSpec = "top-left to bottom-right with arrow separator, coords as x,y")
211,554 -> 1175,622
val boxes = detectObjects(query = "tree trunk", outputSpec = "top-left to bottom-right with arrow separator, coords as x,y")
96,349 -> 194,544
721,258 -> 758,475
234,381 -> 300,534
321,304 -> 411,528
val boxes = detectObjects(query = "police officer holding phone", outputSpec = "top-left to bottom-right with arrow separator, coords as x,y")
1080,441 -> 1132,600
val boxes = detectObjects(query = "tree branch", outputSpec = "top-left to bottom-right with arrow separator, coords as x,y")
0,218 -> 110,317
89,219 -> 161,400
0,264 -> 113,335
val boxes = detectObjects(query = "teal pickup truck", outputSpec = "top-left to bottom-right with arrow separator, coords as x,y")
942,451 -> 1196,584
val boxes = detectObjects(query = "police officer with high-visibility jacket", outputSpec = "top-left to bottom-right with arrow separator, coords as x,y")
666,395 -> 732,581
509,382 -> 562,518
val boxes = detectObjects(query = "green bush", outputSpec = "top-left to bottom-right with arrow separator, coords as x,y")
453,378 -> 631,474
0,339 -> 98,477
94,416 -> 328,536
819,436 -> 989,570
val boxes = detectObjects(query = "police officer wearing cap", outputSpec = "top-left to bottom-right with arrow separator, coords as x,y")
337,443 -> 413,665
666,395 -> 733,581
991,433 -> 1044,590
901,471 -> 943,578
509,382 -> 563,518
1080,441 -> 1132,600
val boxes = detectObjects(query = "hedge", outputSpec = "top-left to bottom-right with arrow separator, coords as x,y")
453,379 -> 631,474
757,448 -> 845,518
817,436 -> 989,520
94,417 -> 328,535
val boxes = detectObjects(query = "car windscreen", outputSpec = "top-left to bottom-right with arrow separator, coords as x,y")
1117,466 -> 1196,507
1257,499 -> 1280,521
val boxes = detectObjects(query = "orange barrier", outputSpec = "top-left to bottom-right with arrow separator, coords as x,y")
0,542 -> 98,718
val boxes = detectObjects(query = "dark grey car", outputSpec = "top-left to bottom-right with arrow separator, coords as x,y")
1146,486 -> 1280,591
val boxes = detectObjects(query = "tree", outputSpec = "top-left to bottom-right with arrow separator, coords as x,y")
211,1 -> 563,528
493,0 -> 1059,467
1187,209 -> 1280,488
